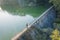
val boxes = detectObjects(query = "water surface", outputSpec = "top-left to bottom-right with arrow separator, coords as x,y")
0,7 -> 34,40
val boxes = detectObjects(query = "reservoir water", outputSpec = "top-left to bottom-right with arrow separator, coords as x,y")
0,7 -> 34,40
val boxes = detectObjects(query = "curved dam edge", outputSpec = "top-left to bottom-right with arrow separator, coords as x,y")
11,6 -> 56,40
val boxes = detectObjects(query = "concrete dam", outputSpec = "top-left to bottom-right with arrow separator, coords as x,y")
12,6 -> 56,40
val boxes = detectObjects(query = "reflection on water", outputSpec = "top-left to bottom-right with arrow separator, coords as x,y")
0,7 -> 34,40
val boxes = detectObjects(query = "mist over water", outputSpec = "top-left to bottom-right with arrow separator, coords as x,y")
0,7 -> 34,40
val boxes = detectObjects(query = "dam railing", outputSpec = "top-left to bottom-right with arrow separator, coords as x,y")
12,6 -> 56,40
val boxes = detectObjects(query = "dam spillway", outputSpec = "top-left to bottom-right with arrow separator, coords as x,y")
12,6 -> 56,40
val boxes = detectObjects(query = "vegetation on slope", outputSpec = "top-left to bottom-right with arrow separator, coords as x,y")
49,0 -> 60,14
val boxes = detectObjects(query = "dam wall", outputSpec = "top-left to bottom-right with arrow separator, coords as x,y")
12,6 -> 56,40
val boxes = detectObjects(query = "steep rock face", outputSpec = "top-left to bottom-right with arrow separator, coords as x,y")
17,0 -> 37,7
0,0 -> 3,6
0,0 -> 50,7
0,0 -> 19,7
17,0 -> 50,7
3,0 -> 16,4
0,0 -> 37,7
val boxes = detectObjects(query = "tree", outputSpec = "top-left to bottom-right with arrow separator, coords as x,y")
49,0 -> 60,13
50,29 -> 60,40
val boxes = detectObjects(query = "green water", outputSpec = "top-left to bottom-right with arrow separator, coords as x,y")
1,5 -> 47,17
0,5 -> 47,40
0,7 -> 34,40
